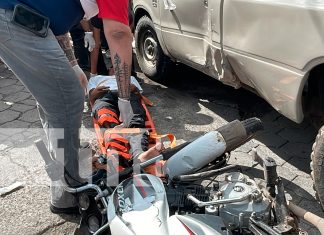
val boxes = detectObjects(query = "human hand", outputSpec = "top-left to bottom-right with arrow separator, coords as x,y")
84,31 -> 95,52
72,65 -> 88,92
118,98 -> 135,127
89,86 -> 109,104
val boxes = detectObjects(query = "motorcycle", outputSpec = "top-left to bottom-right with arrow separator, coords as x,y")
37,118 -> 324,234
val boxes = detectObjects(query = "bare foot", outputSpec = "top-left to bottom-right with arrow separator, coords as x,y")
138,142 -> 164,163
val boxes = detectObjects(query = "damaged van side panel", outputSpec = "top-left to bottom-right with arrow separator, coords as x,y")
218,1 -> 324,122
134,0 -> 324,123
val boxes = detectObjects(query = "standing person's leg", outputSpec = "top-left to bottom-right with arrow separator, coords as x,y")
90,27 -> 108,75
70,23 -> 90,71
0,9 -> 85,209
97,47 -> 109,75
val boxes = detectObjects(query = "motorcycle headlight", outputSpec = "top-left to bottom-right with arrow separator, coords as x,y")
78,193 -> 90,211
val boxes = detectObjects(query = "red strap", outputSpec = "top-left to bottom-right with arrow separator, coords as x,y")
97,108 -> 119,120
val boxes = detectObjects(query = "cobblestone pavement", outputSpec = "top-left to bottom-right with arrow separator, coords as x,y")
0,62 -> 323,234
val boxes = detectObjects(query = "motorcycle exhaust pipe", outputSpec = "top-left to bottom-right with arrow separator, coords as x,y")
163,117 -> 263,180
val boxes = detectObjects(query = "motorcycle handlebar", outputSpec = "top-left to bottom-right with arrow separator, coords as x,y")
105,150 -> 175,184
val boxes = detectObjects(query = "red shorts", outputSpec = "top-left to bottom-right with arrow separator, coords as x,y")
96,0 -> 129,26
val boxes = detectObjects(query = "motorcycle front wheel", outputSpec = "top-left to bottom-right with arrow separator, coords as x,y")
311,125 -> 324,210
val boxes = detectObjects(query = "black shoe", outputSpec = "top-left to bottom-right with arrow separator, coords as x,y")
50,204 -> 80,215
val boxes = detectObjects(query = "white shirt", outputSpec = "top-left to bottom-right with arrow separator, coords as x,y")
80,0 -> 99,20
87,75 -> 143,94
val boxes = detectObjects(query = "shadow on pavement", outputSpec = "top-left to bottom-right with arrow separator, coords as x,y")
143,64 -> 318,174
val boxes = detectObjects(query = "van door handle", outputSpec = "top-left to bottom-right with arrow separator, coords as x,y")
163,0 -> 176,10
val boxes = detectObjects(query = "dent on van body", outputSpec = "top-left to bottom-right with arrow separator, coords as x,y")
204,45 -> 242,89
226,50 -> 306,123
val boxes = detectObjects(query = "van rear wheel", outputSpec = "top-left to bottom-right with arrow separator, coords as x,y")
135,16 -> 172,82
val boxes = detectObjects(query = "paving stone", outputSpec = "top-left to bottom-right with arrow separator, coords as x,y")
281,142 -> 312,159
259,113 -> 284,133
234,139 -> 260,153
0,109 -> 20,125
299,221 -> 320,235
10,103 -> 35,112
0,101 -> 11,111
19,109 -> 39,123
0,69 -> 14,79
0,185 -> 69,235
254,144 -> 289,166
280,142 -> 313,173
298,199 -> 324,217
274,116 -> 311,130
0,85 -> 24,95
0,78 -> 17,88
283,157 -> 312,175
29,121 -> 43,128
0,64 -> 6,73
260,109 -> 282,122
282,160 -> 312,178
276,165 -> 298,184
0,127 -> 10,137
278,126 -> 317,144
19,98 -> 36,106
228,151 -> 265,179
0,120 -> 30,136
3,91 -> 31,103
285,175 -> 316,201
255,131 -> 288,149
22,129 -> 43,142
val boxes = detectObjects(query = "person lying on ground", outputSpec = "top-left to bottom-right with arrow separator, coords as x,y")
88,75 -> 164,172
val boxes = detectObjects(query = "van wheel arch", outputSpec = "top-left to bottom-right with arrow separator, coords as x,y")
134,16 -> 173,81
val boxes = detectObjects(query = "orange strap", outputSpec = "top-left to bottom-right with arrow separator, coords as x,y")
97,108 -> 119,120
106,150 -> 132,160
140,94 -> 153,107
105,128 -> 143,134
106,141 -> 128,153
104,132 -> 129,145
98,115 -> 119,126
150,133 -> 177,148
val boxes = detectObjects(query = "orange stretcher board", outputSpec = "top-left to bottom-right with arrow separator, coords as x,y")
92,97 -> 165,176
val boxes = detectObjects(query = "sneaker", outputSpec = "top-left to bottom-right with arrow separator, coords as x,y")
50,204 -> 80,215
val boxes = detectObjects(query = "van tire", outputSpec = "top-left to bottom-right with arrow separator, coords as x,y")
135,16 -> 172,82
311,125 -> 324,210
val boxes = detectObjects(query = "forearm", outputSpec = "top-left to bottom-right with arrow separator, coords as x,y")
80,19 -> 92,32
90,28 -> 101,74
103,19 -> 133,99
56,33 -> 78,67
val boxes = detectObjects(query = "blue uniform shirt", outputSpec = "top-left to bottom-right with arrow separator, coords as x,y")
0,0 -> 84,36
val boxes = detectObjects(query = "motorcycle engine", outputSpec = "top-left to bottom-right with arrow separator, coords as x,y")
217,172 -> 271,230
166,184 -> 209,214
